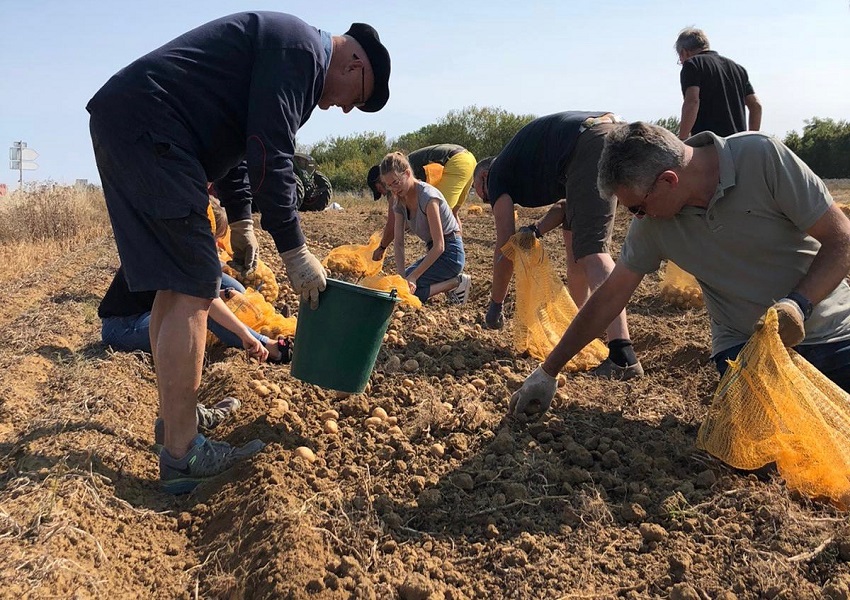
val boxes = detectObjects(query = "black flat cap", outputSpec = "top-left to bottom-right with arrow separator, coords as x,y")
344,23 -> 391,112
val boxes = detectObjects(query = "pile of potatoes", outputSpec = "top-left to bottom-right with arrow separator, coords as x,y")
660,282 -> 704,309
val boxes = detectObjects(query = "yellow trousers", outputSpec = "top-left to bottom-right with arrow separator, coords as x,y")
428,150 -> 476,211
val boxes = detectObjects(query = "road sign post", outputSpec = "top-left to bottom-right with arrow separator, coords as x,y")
9,142 -> 38,188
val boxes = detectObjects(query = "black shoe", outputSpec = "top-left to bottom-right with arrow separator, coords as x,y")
268,338 -> 293,365
590,358 -> 644,381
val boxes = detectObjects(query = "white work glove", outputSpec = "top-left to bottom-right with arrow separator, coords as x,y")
280,244 -> 327,310
509,365 -> 558,418
229,219 -> 259,275
756,298 -> 806,347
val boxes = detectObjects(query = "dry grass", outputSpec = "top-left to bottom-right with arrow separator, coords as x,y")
0,184 -> 111,284
827,179 -> 850,204
333,189 -> 378,208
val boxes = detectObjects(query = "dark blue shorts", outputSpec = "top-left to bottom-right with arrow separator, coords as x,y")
714,339 -> 850,394
89,115 -> 221,299
405,236 -> 465,303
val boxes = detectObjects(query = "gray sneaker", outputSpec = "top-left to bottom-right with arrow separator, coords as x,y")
160,434 -> 265,494
590,358 -> 644,381
154,397 -> 242,449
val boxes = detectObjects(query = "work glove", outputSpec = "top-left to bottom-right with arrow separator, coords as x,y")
229,219 -> 259,275
485,300 -> 504,330
516,224 -> 541,249
371,245 -> 386,262
509,365 -> 558,418
280,244 -> 327,310
756,298 -> 806,347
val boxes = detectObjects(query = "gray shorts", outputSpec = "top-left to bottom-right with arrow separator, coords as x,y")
90,115 -> 221,299
562,123 -> 617,260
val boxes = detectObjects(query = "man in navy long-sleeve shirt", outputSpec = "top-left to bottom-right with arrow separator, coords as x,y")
87,12 -> 391,493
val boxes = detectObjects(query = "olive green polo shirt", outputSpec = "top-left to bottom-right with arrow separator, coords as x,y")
619,131 -> 850,355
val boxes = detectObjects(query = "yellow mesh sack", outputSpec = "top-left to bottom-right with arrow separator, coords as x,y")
224,288 -> 297,339
422,163 -> 444,186
207,203 -> 218,235
697,308 -> 850,508
322,231 -> 384,278
360,274 -> 422,310
217,232 -> 280,303
237,261 -> 280,303
501,235 -> 607,372
218,228 -> 233,256
660,261 -> 704,309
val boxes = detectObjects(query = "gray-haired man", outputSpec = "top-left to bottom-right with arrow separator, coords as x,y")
510,122 -> 850,417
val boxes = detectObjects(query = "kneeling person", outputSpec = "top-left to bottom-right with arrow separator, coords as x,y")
380,151 -> 471,305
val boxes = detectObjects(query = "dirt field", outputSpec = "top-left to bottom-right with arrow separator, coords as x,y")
2,184 -> 850,600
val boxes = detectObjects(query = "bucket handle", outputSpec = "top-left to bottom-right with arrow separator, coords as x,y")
389,288 -> 398,300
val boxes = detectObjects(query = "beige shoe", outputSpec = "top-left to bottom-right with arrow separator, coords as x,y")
591,358 -> 644,381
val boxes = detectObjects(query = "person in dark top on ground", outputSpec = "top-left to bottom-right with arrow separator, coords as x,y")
99,266 -> 293,450
675,27 -> 762,139
86,11 -> 391,493
472,111 -> 643,380
366,144 -> 476,262
98,266 -> 291,362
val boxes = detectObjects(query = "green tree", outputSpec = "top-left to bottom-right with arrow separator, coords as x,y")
304,108 -> 538,192
784,118 -> 850,179
395,106 -> 536,160
307,132 -> 391,191
652,116 -> 680,134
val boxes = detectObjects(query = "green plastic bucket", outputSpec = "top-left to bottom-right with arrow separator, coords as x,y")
291,278 -> 400,393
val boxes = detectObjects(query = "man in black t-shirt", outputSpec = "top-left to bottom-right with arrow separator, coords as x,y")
675,27 -> 762,139
472,112 -> 643,381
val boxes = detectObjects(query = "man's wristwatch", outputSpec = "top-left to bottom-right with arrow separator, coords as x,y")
786,291 -> 813,320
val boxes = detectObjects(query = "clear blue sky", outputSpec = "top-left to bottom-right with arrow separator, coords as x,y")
1,0 -> 847,186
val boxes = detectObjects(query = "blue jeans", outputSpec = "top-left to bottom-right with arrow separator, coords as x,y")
405,236 -> 465,303
714,339 -> 850,393
101,274 -> 264,351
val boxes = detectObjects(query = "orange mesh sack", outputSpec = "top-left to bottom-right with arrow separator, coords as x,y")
237,261 -> 280,303
223,288 -> 297,340
360,274 -> 422,310
422,163 -> 444,187
218,228 -> 233,255
660,261 -> 703,309
213,212 -> 280,303
220,254 -> 280,303
501,235 -> 607,372
697,308 -> 850,508
322,231 -> 384,278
